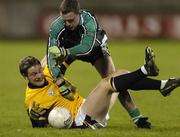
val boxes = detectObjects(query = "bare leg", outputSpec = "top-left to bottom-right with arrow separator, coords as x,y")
94,56 -> 136,113
118,92 -> 136,111
82,70 -> 129,123
82,78 -> 113,123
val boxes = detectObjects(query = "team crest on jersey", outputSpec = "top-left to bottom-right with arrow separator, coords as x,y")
48,90 -> 54,96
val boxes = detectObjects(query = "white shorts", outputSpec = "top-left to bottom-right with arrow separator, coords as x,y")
74,100 -> 110,129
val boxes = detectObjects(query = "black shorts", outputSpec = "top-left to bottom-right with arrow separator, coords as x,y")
76,45 -> 111,65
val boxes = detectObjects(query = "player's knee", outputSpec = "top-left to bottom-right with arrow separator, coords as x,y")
109,69 -> 129,78
101,77 -> 115,93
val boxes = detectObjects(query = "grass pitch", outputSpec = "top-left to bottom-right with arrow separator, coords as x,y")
0,39 -> 180,137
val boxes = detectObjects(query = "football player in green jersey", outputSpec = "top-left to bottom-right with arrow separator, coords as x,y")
46,0 -> 172,129
46,0 -> 147,128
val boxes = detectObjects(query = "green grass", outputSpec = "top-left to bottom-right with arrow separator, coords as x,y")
0,39 -> 180,137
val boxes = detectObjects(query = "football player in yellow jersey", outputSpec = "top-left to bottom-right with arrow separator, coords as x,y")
19,47 -> 180,128
19,56 -> 84,127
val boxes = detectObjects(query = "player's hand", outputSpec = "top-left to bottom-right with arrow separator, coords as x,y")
29,102 -> 47,121
49,46 -> 69,59
135,117 -> 151,129
58,79 -> 76,101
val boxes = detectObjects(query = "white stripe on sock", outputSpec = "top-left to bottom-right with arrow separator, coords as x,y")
141,66 -> 148,75
160,80 -> 168,89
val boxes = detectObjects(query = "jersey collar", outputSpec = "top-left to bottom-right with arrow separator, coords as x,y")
28,79 -> 49,89
79,12 -> 84,26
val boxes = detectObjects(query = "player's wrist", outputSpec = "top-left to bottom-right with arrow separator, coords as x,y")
66,49 -> 70,55
57,79 -> 75,101
49,46 -> 61,58
62,61 -> 69,68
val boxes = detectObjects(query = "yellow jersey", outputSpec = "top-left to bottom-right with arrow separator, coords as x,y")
24,66 -> 84,120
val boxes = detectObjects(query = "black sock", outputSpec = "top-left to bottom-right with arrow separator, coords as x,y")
130,78 -> 161,90
112,68 -> 146,92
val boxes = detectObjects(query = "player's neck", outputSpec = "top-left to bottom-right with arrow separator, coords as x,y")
28,79 -> 48,89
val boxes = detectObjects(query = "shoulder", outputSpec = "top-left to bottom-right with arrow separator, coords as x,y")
80,9 -> 95,16
43,65 -> 53,81
80,9 -> 96,21
49,16 -> 65,35
80,9 -> 97,28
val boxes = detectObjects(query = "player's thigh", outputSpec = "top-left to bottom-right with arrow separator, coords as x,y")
94,56 -> 116,78
82,78 -> 113,121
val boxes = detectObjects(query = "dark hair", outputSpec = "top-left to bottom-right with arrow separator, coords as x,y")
60,0 -> 80,14
19,56 -> 41,77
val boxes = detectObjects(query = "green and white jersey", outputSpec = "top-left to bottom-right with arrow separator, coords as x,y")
47,10 -> 107,79
48,10 -> 106,56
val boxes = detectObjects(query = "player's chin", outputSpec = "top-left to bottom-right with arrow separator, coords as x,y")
67,27 -> 74,31
35,79 -> 45,87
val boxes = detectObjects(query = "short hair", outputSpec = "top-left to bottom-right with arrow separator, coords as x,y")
60,0 -> 80,14
19,56 -> 41,77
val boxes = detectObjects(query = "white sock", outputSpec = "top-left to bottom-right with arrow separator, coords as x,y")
160,80 -> 168,89
111,78 -> 117,91
141,66 -> 148,75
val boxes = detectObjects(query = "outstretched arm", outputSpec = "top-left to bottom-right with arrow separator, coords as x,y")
47,45 -> 76,80
28,102 -> 50,128
58,55 -> 76,75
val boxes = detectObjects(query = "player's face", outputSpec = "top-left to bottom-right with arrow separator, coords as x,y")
26,64 -> 45,87
60,11 -> 80,30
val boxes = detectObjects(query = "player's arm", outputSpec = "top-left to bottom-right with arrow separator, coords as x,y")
68,15 -> 97,56
58,55 -> 76,75
41,54 -> 75,76
47,25 -> 77,101
47,18 -> 66,80
27,102 -> 50,128
47,46 -> 76,80
29,117 -> 48,128
55,78 -> 76,101
45,54 -> 76,101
